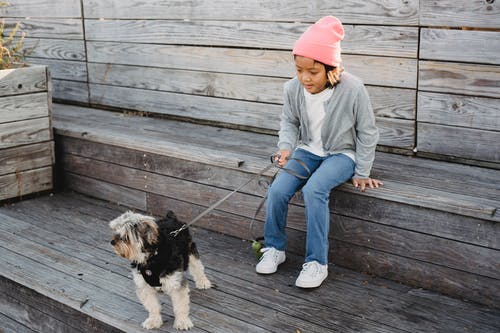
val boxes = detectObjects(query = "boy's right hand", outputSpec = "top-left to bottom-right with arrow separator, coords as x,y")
274,149 -> 291,167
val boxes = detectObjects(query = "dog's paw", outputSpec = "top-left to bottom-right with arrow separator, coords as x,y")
195,277 -> 212,290
142,315 -> 163,329
173,317 -> 193,330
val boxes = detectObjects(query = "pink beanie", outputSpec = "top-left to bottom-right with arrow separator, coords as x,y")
293,16 -> 345,67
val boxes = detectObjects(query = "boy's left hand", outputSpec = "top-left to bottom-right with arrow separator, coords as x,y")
352,177 -> 383,192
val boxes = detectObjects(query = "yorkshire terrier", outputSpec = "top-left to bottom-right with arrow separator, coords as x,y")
109,210 -> 212,330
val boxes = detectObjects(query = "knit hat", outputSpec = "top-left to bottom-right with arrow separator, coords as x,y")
293,16 -> 345,67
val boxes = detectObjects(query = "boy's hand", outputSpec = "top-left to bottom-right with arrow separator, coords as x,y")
352,177 -> 383,192
273,149 -> 291,167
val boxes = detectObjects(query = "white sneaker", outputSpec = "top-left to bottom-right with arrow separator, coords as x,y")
295,261 -> 328,288
255,247 -> 285,274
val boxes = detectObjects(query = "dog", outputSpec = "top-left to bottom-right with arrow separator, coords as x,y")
109,210 -> 212,330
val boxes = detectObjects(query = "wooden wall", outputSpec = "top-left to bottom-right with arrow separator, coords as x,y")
1,0 -> 88,103
0,66 -> 53,201
2,0 -> 498,166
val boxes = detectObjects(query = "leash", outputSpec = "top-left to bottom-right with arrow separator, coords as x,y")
169,155 -> 311,238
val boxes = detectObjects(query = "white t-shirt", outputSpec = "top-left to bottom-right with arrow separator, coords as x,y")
298,87 -> 355,161
298,87 -> 332,157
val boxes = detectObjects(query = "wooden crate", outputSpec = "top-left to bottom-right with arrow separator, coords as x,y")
0,65 -> 54,201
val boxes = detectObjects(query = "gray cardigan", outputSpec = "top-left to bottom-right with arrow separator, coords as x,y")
278,72 -> 379,178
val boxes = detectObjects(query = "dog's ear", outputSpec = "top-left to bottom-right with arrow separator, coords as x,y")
137,219 -> 159,245
165,210 -> 177,219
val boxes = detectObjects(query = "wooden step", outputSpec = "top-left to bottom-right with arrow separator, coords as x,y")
1,192 -> 499,333
51,103 -> 500,308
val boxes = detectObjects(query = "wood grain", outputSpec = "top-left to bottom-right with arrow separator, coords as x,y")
419,61 -> 500,98
420,28 -> 500,65
82,0 -> 419,25
0,92 -> 49,123
418,91 -> 500,131
420,0 -> 500,28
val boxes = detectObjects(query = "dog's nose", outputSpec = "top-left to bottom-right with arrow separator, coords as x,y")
110,239 -> 116,246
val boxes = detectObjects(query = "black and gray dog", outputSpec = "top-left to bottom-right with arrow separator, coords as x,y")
109,210 -> 212,330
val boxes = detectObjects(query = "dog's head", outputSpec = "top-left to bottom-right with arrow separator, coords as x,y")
109,211 -> 159,263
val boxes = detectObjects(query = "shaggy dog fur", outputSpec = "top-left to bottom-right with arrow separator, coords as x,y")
109,210 -> 212,330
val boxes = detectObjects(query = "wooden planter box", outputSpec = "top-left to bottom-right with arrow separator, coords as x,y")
0,65 -> 54,201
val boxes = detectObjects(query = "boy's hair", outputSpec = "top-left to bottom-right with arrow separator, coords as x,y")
324,63 -> 344,88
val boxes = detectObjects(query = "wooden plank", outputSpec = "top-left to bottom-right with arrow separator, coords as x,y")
0,66 -> 47,97
333,192 -> 500,250
420,28 -> 500,65
88,83 -> 282,131
87,41 -> 416,83
0,167 -> 52,201
86,42 -> 295,77
88,63 -> 417,111
375,117 -> 415,149
368,86 -> 415,120
84,19 -> 417,54
371,152 -> 500,202
83,0 -> 419,25
87,63 -> 286,104
0,92 -> 49,124
3,18 -> 84,39
0,0 -> 81,18
0,142 -> 54,176
343,54 -> 417,88
418,61 -> 500,98
332,214 -> 500,280
332,241 -> 500,308
420,0 -> 500,28
0,117 -> 52,149
0,311 -> 38,333
54,107 -> 250,170
418,91 -> 500,131
23,38 -> 86,61
27,58 -> 88,82
417,123 -> 500,164
65,172 -> 147,211
52,80 -> 89,103
88,83 -> 415,147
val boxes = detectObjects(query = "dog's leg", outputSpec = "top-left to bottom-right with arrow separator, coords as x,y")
161,271 -> 193,330
188,254 -> 212,289
133,271 -> 163,329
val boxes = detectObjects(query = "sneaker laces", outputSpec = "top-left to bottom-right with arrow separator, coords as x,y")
259,247 -> 279,262
300,261 -> 323,277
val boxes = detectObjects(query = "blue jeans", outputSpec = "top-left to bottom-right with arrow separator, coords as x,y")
264,148 -> 355,265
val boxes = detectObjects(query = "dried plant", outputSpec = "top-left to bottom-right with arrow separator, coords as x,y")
0,2 -> 29,70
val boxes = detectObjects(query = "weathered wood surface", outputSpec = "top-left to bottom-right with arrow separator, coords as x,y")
420,0 -> 500,28
3,18 -> 84,39
419,61 -> 500,99
0,92 -> 49,123
0,0 -> 81,17
0,167 -> 53,201
0,66 -> 47,97
52,103 -> 500,306
420,28 -> 500,65
418,92 -> 500,131
0,65 -> 54,202
82,0 -> 420,25
52,104 -> 499,220
0,118 -> 52,149
0,142 -> 54,176
1,192 -> 499,333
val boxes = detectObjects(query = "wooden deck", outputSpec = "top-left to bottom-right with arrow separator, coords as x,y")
1,191 -> 500,333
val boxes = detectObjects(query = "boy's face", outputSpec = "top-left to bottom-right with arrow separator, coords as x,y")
295,55 -> 328,94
